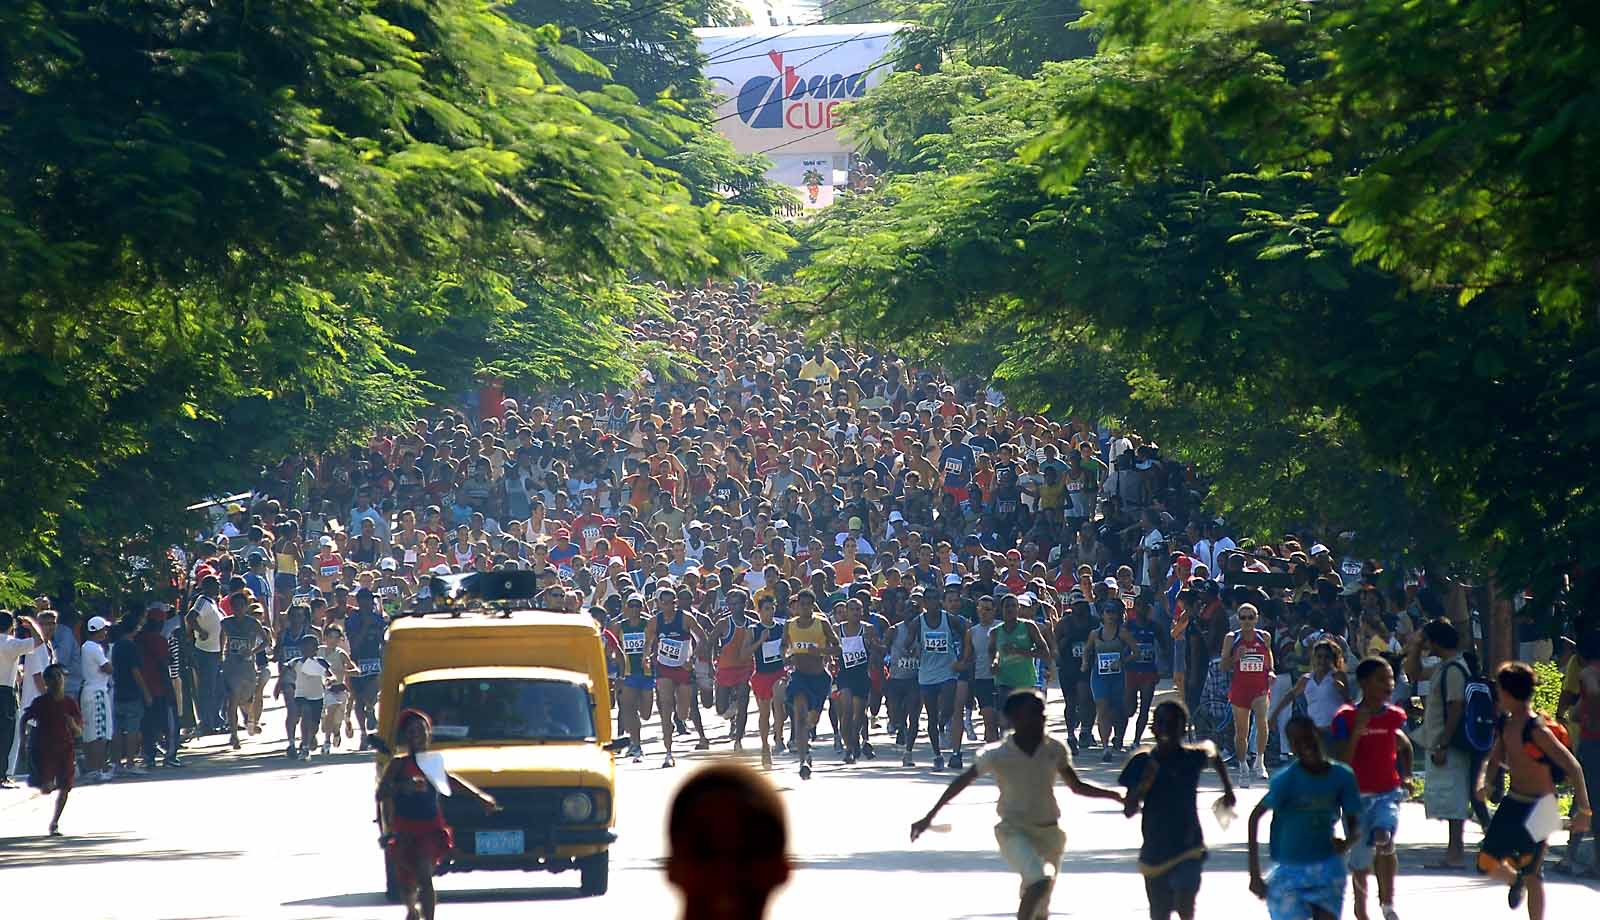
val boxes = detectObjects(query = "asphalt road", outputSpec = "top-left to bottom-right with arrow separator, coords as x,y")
2,695 -> 1596,920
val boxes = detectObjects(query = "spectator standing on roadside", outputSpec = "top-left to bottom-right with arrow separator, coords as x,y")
79,615 -> 115,782
110,609 -> 151,776
188,574 -> 225,734
1405,619 -> 1472,869
1,610 -> 48,787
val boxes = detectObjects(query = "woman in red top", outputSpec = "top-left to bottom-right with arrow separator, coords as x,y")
1220,602 -> 1274,787
379,709 -> 499,920
23,663 -> 82,836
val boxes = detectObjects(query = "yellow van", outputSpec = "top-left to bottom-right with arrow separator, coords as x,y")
373,590 -> 622,898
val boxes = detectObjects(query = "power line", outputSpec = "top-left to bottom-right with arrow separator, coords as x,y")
701,0 -> 891,65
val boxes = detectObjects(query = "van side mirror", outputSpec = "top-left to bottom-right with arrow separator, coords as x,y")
603,737 -> 630,753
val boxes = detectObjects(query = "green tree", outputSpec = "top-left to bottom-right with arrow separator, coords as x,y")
0,0 -> 787,599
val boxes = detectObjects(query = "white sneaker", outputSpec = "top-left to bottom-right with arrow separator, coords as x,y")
1235,762 -> 1251,789
1256,759 -> 1270,780
1381,905 -> 1400,920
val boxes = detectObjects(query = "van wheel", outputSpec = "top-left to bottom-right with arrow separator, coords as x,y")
383,850 -> 401,903
578,852 -> 609,896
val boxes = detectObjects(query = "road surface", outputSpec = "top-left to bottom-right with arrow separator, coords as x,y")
3,696 -> 1596,919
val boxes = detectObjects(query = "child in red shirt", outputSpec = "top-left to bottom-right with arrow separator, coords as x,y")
1330,657 -> 1414,920
23,663 -> 83,836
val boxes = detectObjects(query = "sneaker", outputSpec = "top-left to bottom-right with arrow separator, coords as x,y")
1380,905 -> 1400,920
694,739 -> 710,751
932,754 -> 946,771
662,753 -> 676,769
1256,759 -> 1270,780
843,751 -> 856,765
895,728 -> 907,747
1508,872 -> 1525,910
773,740 -> 788,756
949,752 -> 963,770
1078,732 -> 1094,750
285,744 -> 298,759
862,741 -> 876,760
163,758 -> 185,768
902,750 -> 915,767
1236,762 -> 1252,789
1101,748 -> 1112,763
833,736 -> 844,753
761,749 -> 773,771
322,741 -> 332,755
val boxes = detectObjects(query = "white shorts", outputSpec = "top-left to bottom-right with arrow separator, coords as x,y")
80,686 -> 114,743
996,821 -> 1066,895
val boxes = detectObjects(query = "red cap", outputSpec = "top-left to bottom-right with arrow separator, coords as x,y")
555,528 -> 571,539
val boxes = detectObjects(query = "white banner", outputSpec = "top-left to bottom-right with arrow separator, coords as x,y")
696,23 -> 902,159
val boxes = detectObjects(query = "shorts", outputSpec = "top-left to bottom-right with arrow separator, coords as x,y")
351,675 -> 380,709
787,670 -> 832,708
1056,666 -> 1084,693
655,664 -> 691,686
1143,856 -> 1203,917
1422,746 -> 1472,822
1477,792 -> 1551,875
1346,788 -> 1403,871
995,821 -> 1066,895
1173,640 -> 1187,674
970,678 -> 996,710
1229,684 -> 1270,709
621,673 -> 655,691
295,697 -> 325,727
30,742 -> 76,792
751,669 -> 786,702
693,660 -> 714,690
716,663 -> 755,689
114,698 -> 145,735
224,662 -> 259,700
835,665 -> 871,697
1125,670 -> 1159,693
1266,854 -> 1346,920
79,687 -> 112,743
919,679 -> 956,704
1090,670 -> 1124,703
321,696 -> 347,733
888,676 -> 920,704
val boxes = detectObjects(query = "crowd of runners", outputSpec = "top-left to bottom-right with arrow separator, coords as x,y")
2,282 -> 1598,919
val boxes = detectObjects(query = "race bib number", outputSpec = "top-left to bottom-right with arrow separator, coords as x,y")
1240,654 -> 1266,673
761,639 -> 784,664
657,636 -> 688,667
1071,642 -> 1086,660
293,589 -> 315,602
404,549 -> 418,564
1137,642 -> 1156,664
943,459 -> 963,474
1097,651 -> 1123,676
622,632 -> 646,655
998,500 -> 1018,514
225,638 -> 250,655
356,658 -> 383,676
378,585 -> 400,598
922,631 -> 949,655
319,565 -> 339,578
1067,480 -> 1083,492
841,634 -> 867,669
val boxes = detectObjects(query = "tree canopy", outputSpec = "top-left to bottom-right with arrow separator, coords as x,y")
0,0 -> 788,598
778,1 -> 1599,595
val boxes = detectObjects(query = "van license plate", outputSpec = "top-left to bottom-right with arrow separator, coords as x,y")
475,830 -> 525,856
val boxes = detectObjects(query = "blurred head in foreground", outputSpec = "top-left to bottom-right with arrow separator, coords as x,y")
667,764 -> 791,920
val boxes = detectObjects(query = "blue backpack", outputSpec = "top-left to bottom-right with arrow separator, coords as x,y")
1444,658 -> 1496,753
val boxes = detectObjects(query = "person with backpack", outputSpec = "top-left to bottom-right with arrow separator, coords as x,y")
1405,619 -> 1484,869
1474,662 -> 1591,918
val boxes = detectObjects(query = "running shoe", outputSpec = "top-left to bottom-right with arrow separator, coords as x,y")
862,741 -> 876,760
833,736 -> 844,753
322,741 -> 332,755
663,753 -> 676,769
695,739 -> 710,751
1067,736 -> 1080,756
1381,905 -> 1400,920
932,754 -> 945,771
675,718 -> 688,736
1100,748 -> 1112,763
630,745 -> 643,763
799,759 -> 812,781
1509,872 -> 1525,910
1256,759 -> 1269,780
285,744 -> 298,759
902,750 -> 914,767
128,764 -> 150,776
163,758 -> 185,768
761,749 -> 773,771
1236,762 -> 1251,789
773,740 -> 788,756
843,751 -> 856,765
949,752 -> 963,770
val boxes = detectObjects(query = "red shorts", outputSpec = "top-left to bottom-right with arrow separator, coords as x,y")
716,664 -> 755,688
943,484 -> 970,505
1229,682 -> 1270,708
1125,671 -> 1159,692
32,744 -> 76,791
750,670 -> 786,702
388,815 -> 453,885
655,664 -> 691,686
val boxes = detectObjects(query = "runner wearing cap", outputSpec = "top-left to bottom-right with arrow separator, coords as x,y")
745,593 -> 789,770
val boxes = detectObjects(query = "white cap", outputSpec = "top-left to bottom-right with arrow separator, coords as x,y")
889,510 -> 905,522
943,573 -> 963,587
319,535 -> 335,547
1017,592 -> 1036,607
1309,543 -> 1330,556
379,557 -> 398,571
430,563 -> 451,575
86,616 -> 111,632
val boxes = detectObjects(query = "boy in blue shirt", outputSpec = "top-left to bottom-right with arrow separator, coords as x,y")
1248,715 -> 1363,920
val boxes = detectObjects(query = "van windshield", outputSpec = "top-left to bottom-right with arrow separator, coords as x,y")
400,678 -> 595,743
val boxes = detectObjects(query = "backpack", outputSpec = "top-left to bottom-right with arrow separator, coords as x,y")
1443,658 -> 1496,753
1512,714 -> 1571,786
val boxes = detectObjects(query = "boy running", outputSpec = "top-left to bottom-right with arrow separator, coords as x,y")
911,689 -> 1123,920
1120,700 -> 1236,920
1247,715 -> 1362,920
1474,661 -> 1591,918
1329,657 -> 1412,920
22,664 -> 82,836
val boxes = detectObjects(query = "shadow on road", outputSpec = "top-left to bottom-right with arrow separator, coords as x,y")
0,830 -> 243,868
286,884 -> 589,910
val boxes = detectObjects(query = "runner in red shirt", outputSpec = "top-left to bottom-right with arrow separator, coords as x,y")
1221,603 -> 1273,787
569,495 -> 607,555
1330,657 -> 1414,920
22,664 -> 82,836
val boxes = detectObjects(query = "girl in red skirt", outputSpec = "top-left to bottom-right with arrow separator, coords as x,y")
23,663 -> 82,836
378,709 -> 499,920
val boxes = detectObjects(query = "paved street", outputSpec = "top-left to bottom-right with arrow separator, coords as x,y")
3,696 -> 1596,920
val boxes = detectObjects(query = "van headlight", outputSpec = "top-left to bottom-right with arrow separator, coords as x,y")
561,792 -> 594,822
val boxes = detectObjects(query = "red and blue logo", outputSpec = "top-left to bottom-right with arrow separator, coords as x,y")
735,51 -> 868,130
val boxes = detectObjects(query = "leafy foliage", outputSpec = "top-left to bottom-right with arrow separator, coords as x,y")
0,0 -> 788,600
